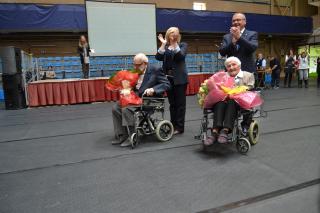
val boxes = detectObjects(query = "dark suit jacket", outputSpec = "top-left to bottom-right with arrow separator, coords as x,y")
219,29 -> 258,73
138,64 -> 171,97
77,44 -> 91,65
155,42 -> 188,85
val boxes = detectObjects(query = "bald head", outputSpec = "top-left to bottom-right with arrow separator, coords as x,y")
133,53 -> 148,64
233,13 -> 246,20
133,53 -> 148,72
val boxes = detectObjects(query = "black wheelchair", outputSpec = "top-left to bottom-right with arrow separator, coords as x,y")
195,107 -> 260,154
126,96 -> 174,149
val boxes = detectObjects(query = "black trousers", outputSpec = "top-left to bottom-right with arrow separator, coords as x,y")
82,63 -> 89,79
167,81 -> 187,132
213,99 -> 239,130
317,72 -> 320,87
271,70 -> 280,87
284,68 -> 293,87
213,99 -> 252,131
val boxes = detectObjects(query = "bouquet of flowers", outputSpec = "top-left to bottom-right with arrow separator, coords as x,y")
197,80 -> 209,108
105,70 -> 143,107
198,71 -> 263,110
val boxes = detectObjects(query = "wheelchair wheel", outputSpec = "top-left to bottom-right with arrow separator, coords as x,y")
248,121 -> 259,145
155,120 -> 174,142
130,133 -> 138,149
236,138 -> 251,154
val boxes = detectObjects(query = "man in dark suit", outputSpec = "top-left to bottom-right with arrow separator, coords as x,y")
219,13 -> 258,73
112,53 -> 171,147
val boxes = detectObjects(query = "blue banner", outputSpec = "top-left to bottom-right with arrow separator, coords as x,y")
0,3 -> 313,34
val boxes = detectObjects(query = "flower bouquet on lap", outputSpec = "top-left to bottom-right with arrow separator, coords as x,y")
105,70 -> 142,107
198,71 -> 263,110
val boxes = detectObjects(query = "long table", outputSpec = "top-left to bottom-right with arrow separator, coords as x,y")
27,73 -> 212,107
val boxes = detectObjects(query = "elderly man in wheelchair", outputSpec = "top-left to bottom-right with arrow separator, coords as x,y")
199,56 -> 261,154
111,53 -> 172,148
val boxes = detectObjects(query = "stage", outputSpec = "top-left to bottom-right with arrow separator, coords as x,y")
27,73 -> 212,107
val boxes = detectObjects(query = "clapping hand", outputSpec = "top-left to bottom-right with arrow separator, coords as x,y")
230,26 -> 241,43
158,34 -> 167,45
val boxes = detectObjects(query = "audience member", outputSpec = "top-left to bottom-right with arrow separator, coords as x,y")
317,56 -> 320,88
269,55 -> 281,89
284,49 -> 296,88
297,51 -> 309,88
78,35 -> 91,79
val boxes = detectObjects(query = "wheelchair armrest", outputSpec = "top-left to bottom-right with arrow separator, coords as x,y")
203,108 -> 214,114
249,87 -> 262,93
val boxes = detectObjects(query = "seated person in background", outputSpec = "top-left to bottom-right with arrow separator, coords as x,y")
46,66 -> 56,79
112,53 -> 171,147
40,66 -> 56,80
205,56 -> 254,145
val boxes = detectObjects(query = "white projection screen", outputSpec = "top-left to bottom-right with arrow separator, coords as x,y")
85,1 -> 157,56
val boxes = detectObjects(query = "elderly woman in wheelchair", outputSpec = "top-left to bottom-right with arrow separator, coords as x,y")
111,53 -> 173,148
199,56 -> 261,154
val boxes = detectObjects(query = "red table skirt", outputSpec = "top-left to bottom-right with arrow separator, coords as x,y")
27,74 -> 212,107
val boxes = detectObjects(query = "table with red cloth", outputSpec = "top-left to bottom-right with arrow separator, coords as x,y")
27,73 -> 213,107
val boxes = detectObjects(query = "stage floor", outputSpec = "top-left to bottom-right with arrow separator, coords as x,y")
0,83 -> 320,213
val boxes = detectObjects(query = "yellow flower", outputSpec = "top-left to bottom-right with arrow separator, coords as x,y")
197,79 -> 209,108
221,85 -> 248,95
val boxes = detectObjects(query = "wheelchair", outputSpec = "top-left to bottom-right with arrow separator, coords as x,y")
195,107 -> 260,154
126,96 -> 174,149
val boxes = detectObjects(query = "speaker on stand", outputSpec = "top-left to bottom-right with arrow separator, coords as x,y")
0,46 -> 27,110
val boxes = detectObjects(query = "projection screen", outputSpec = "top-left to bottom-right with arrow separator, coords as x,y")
85,1 -> 157,56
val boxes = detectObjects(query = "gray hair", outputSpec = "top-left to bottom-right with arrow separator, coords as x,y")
134,53 -> 149,63
224,56 -> 241,67
233,12 -> 246,21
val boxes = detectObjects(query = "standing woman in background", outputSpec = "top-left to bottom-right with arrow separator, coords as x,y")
156,27 -> 188,135
297,51 -> 309,88
284,49 -> 296,88
317,57 -> 320,88
78,35 -> 91,79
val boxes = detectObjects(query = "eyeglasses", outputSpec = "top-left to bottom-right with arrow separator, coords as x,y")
133,62 -> 144,66
232,18 -> 244,22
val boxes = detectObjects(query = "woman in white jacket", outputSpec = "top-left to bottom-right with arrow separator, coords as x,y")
298,51 -> 309,88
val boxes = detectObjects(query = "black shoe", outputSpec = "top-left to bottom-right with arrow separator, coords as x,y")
173,130 -> 183,135
112,134 -> 128,145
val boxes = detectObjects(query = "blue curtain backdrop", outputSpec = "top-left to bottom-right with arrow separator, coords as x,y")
0,4 -> 86,32
0,3 -> 312,34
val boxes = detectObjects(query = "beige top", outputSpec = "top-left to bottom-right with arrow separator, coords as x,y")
233,70 -> 255,89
